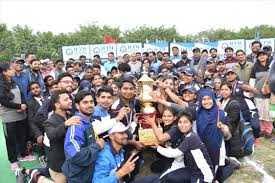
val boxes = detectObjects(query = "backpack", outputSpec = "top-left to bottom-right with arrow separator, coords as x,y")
239,112 -> 255,155
244,98 -> 260,138
226,100 -> 255,157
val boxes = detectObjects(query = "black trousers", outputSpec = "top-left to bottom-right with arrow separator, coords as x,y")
133,168 -> 204,183
160,168 -> 191,183
4,120 -> 27,163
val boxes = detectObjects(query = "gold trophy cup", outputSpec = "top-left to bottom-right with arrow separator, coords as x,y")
138,67 -> 158,146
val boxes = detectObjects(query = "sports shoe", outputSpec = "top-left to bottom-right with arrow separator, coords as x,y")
228,157 -> 241,170
15,167 -> 26,183
10,162 -> 20,171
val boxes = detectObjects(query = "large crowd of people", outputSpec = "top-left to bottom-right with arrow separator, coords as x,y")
0,40 -> 274,183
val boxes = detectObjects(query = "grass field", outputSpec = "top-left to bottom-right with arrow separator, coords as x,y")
226,137 -> 275,183
139,137 -> 275,183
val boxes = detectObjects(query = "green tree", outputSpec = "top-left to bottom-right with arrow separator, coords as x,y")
70,25 -> 121,45
0,24 -> 14,61
122,25 -> 182,42
35,31 -> 59,59
12,25 -> 38,54
1,23 -> 275,62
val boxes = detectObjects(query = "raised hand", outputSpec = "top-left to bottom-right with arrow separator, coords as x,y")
116,153 -> 139,178
64,116 -> 81,126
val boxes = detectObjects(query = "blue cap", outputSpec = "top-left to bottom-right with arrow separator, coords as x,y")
183,67 -> 194,76
206,58 -> 215,64
204,80 -> 214,89
182,86 -> 197,94
177,67 -> 185,73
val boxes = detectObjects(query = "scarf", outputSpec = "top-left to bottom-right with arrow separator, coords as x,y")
196,89 -> 225,150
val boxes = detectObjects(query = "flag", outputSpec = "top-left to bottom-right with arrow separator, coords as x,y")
103,35 -> 117,43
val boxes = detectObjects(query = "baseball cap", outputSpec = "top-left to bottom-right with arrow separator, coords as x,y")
217,60 -> 225,64
183,67 -> 194,76
108,122 -> 129,134
206,58 -> 215,64
257,49 -> 268,58
182,86 -> 197,94
120,76 -> 136,87
204,80 -> 214,89
177,67 -> 185,73
14,57 -> 25,64
263,45 -> 272,52
41,59 -> 50,64
226,68 -> 236,74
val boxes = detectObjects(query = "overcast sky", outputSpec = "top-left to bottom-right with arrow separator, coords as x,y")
0,0 -> 274,35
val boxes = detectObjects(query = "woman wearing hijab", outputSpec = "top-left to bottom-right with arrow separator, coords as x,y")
195,88 -> 230,169
153,88 -> 234,181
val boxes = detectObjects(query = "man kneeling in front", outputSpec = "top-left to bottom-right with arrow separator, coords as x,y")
92,122 -> 139,183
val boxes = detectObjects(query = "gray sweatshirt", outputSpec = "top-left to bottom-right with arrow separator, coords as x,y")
0,86 -> 26,123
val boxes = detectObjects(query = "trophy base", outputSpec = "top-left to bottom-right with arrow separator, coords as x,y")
138,128 -> 160,146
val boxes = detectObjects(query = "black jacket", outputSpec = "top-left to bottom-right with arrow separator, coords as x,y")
33,95 -> 76,133
27,98 -> 44,138
0,76 -> 23,109
223,99 -> 240,133
222,98 -> 243,158
44,113 -> 67,172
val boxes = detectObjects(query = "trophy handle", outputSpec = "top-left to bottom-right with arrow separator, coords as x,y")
137,81 -> 143,99
156,118 -> 162,128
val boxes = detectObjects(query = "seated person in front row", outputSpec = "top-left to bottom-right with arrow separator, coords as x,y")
92,122 -> 158,183
145,112 -> 214,183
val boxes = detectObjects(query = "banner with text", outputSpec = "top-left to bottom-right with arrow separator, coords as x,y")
62,43 -> 142,60
62,38 -> 274,60
245,38 -> 275,54
170,42 -> 218,56
62,45 -> 90,61
116,43 -> 142,56
217,39 -> 245,54
143,42 -> 169,53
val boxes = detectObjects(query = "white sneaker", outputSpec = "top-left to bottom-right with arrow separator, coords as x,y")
15,168 -> 25,183
228,156 -> 241,169
10,162 -> 20,171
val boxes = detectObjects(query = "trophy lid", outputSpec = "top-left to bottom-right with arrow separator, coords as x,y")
138,74 -> 154,83
138,64 -> 154,83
